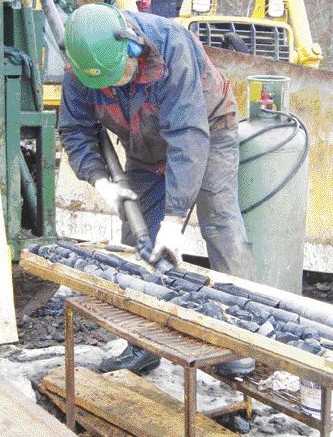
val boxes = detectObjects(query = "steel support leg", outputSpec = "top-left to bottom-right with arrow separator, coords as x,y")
320,386 -> 332,437
65,303 -> 75,430
184,366 -> 197,437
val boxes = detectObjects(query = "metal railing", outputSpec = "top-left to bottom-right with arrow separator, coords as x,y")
189,21 -> 290,61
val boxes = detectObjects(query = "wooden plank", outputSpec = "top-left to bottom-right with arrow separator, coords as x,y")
0,380 -> 76,437
39,387 -> 133,437
20,250 -> 333,387
41,366 -> 235,437
0,192 -> 18,344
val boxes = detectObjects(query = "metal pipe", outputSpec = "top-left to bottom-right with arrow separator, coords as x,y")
203,400 -> 250,418
40,0 -> 66,59
98,130 -> 150,242
20,149 -> 37,226
99,131 -> 178,274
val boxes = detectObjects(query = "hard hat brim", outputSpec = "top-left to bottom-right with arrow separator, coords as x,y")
72,56 -> 127,89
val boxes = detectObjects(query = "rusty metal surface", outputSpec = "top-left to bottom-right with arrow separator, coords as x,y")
65,296 -> 236,367
65,296 -> 332,436
203,400 -> 250,418
64,295 -> 240,437
184,367 -> 197,437
321,388 -> 333,436
205,47 -> 333,246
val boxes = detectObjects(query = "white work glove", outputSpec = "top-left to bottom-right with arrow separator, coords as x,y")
150,216 -> 184,266
94,178 -> 137,215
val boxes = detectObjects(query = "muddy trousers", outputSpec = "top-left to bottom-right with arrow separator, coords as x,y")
122,127 -> 256,281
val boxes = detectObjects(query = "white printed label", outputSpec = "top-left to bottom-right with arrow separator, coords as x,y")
300,380 -> 333,419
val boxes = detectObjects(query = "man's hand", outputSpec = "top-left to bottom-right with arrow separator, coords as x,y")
95,178 -> 137,215
150,216 -> 184,266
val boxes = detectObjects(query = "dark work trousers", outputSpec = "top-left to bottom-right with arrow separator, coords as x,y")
121,127 -> 257,281
151,0 -> 178,17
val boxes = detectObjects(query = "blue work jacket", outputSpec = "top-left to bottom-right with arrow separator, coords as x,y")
59,11 -> 237,217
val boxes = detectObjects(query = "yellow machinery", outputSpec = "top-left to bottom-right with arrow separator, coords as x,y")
42,0 -> 323,108
250,0 -> 322,67
177,0 -> 322,68
42,0 -> 323,109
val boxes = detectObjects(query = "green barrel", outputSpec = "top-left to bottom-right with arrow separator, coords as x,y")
238,75 -> 309,294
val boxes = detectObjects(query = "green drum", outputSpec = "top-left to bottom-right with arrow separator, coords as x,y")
238,75 -> 309,293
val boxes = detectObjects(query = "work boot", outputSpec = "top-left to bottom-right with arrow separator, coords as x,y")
215,358 -> 255,377
99,344 -> 161,375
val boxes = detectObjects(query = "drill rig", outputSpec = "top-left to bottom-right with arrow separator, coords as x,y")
0,0 -> 58,323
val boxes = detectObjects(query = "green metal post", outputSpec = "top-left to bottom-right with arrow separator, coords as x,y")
36,111 -> 56,238
0,1 -> 6,222
21,0 -> 43,111
5,75 -> 22,242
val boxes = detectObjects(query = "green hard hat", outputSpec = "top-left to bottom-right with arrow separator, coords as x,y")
65,3 -> 129,89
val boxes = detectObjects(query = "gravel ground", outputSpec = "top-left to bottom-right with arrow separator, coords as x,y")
2,271 -> 332,436
17,288 -> 116,349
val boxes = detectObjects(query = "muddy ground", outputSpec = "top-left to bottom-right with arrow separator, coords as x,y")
1,268 -> 333,436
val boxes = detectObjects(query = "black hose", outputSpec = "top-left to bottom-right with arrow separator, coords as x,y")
181,201 -> 195,235
240,121 -> 299,164
181,112 -> 307,232
240,110 -> 309,214
239,120 -> 295,145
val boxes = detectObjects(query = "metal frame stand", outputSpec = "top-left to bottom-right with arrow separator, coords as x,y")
64,296 -> 246,436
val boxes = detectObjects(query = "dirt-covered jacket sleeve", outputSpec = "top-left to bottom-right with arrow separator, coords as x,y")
155,27 -> 210,217
58,71 -> 108,185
